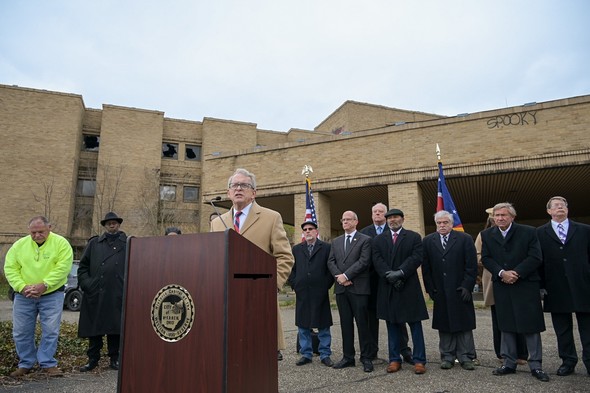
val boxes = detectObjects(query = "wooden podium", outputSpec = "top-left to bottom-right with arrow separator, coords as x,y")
118,230 -> 278,393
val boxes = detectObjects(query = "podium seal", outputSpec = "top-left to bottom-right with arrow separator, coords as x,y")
151,284 -> 195,342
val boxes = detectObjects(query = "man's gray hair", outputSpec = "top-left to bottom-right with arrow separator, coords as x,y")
228,168 -> 257,189
434,210 -> 454,225
493,202 -> 517,217
28,216 -> 50,227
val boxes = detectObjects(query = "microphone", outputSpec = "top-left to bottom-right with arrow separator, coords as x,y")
209,196 -> 228,229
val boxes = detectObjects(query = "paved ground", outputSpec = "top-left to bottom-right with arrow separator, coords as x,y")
1,299 -> 589,392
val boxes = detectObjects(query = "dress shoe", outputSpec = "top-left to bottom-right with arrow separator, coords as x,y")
277,351 -> 283,361
333,358 -> 355,369
296,356 -> 312,366
460,360 -> 475,371
556,364 -> 575,376
440,360 -> 454,369
79,361 -> 99,372
362,360 -> 374,373
414,363 -> 426,374
109,359 -> 119,370
42,367 -> 63,377
386,361 -> 401,373
321,357 -> 334,367
492,365 -> 516,376
9,368 -> 31,377
401,351 -> 414,365
531,368 -> 550,382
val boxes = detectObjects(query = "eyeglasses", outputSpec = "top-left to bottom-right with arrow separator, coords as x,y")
229,183 -> 254,190
302,227 -> 316,232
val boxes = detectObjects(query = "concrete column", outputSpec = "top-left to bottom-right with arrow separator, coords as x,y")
316,192 -> 332,242
387,182 -> 425,236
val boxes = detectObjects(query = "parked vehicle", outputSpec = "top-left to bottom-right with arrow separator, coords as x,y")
7,261 -> 83,311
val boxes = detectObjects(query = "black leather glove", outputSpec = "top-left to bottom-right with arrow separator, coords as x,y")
540,289 -> 548,300
385,270 -> 404,283
393,280 -> 405,291
457,287 -> 471,302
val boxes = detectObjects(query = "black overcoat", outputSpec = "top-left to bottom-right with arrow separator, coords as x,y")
481,223 -> 545,334
77,231 -> 127,337
288,239 -> 334,329
422,230 -> 477,333
372,228 -> 429,323
537,220 -> 590,313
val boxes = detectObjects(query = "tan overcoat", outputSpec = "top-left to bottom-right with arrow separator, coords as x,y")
210,201 -> 294,349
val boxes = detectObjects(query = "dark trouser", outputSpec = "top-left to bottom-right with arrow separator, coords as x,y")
87,334 -> 120,362
336,291 -> 371,362
501,331 -> 542,370
551,311 -> 590,372
439,330 -> 475,363
398,323 -> 412,357
367,270 -> 379,359
491,305 -> 528,360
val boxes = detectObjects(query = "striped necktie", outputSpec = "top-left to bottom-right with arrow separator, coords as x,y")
234,211 -> 242,233
442,235 -> 448,249
557,223 -> 567,244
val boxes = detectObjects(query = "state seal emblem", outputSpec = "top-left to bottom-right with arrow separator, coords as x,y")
150,284 -> 195,342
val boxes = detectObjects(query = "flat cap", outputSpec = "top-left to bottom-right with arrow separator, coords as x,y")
385,208 -> 404,218
301,220 -> 318,229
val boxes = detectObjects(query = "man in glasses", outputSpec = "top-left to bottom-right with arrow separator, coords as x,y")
289,220 -> 334,367
327,211 -> 373,372
4,216 -> 73,377
210,168 -> 294,361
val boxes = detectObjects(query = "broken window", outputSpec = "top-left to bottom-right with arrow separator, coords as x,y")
76,179 -> 96,197
160,185 -> 177,201
183,186 -> 199,202
185,145 -> 201,161
83,135 -> 100,151
162,143 -> 178,159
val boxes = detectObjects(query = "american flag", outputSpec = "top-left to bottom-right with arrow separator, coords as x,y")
436,161 -> 464,232
302,177 -> 318,240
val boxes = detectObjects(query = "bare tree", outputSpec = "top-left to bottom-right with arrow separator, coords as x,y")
136,168 -> 184,235
93,162 -> 124,235
32,176 -> 68,231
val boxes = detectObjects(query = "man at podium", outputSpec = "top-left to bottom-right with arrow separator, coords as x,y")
210,168 -> 294,361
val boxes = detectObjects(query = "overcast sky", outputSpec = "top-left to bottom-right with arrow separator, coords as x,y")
1,0 -> 589,131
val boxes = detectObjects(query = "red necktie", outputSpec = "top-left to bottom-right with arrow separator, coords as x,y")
234,211 -> 242,233
392,232 -> 398,244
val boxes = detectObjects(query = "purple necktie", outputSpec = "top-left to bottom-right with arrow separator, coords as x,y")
557,223 -> 566,244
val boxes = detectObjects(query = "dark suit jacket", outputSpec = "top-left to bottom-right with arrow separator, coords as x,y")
327,231 -> 372,295
481,223 -> 545,333
372,227 -> 428,323
422,230 -> 477,333
289,239 -> 334,329
537,220 -> 590,313
359,224 -> 384,307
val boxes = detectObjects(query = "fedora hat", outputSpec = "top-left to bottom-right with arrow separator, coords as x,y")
100,212 -> 123,226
